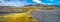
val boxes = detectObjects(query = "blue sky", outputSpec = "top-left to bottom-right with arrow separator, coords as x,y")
0,0 -> 60,7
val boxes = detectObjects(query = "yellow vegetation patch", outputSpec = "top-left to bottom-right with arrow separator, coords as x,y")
0,11 -> 38,22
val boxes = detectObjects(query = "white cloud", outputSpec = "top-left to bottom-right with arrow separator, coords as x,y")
32,0 -> 45,4
32,0 -> 52,5
0,0 -> 27,7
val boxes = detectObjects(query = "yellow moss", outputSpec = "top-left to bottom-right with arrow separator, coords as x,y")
0,10 -> 38,22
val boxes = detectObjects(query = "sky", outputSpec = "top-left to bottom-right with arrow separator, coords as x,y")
0,0 -> 60,7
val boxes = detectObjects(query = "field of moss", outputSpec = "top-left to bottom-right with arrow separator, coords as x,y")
0,10 -> 38,22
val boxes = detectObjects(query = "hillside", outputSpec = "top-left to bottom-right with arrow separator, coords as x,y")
0,4 -> 60,13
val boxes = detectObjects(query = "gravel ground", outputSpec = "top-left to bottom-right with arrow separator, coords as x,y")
30,10 -> 60,22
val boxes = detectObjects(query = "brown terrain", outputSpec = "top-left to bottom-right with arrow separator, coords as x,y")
0,4 -> 60,12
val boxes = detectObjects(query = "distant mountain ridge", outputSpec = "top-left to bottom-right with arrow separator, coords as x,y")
24,4 -> 60,8
0,4 -> 60,12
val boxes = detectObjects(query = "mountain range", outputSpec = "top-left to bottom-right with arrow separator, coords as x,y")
0,4 -> 60,13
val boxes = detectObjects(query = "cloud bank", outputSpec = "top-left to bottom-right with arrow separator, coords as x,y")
0,0 -> 27,7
